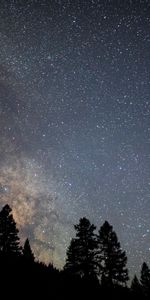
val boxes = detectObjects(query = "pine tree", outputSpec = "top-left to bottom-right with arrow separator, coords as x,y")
98,221 -> 129,286
0,204 -> 22,256
64,217 -> 98,279
140,262 -> 150,297
131,275 -> 143,296
65,238 -> 79,274
23,238 -> 35,262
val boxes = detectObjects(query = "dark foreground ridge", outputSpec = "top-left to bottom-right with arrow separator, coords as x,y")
0,204 -> 149,299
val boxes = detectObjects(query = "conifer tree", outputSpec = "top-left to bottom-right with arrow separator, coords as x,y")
64,217 -> 97,278
131,275 -> 142,296
23,238 -> 35,262
98,221 -> 129,286
140,262 -> 150,297
0,204 -> 22,256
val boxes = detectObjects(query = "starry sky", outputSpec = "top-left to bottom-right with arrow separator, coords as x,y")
0,0 -> 150,277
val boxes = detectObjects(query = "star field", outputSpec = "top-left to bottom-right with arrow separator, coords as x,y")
0,0 -> 150,277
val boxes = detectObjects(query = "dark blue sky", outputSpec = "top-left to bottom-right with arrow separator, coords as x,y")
0,0 -> 150,277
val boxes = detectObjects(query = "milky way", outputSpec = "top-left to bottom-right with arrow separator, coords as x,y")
0,0 -> 150,276
0,139 -> 71,266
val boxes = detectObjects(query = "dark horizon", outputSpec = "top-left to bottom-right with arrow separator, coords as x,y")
0,203 -> 150,300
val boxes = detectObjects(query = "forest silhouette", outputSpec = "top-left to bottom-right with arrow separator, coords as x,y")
0,204 -> 149,299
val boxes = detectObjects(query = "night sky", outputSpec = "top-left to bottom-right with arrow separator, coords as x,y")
0,0 -> 150,277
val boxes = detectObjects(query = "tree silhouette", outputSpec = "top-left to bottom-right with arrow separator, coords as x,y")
64,217 -> 98,279
0,204 -> 22,256
97,221 -> 129,287
140,262 -> 150,297
64,238 -> 79,274
131,275 -> 143,296
23,238 -> 35,262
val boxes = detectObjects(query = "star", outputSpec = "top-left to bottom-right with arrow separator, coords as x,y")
0,0 -> 149,276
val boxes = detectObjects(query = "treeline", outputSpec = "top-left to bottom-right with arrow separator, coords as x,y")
0,204 -> 149,299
